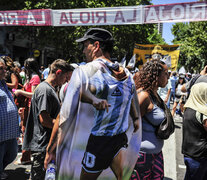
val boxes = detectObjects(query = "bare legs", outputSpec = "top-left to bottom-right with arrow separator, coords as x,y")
80,149 -> 125,180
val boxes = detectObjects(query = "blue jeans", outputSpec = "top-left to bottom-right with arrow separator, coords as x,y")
0,139 -> 18,172
184,156 -> 207,180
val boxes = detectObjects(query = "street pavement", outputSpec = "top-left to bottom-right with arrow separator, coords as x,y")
163,113 -> 186,180
5,114 -> 186,180
5,146 -> 31,180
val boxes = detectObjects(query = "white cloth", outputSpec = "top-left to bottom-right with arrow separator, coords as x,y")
184,82 -> 207,116
56,59 -> 142,179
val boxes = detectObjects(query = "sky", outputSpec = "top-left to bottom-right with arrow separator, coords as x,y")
151,0 -> 197,44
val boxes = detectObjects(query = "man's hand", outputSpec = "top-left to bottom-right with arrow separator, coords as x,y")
133,119 -> 139,132
44,151 -> 56,169
92,98 -> 111,112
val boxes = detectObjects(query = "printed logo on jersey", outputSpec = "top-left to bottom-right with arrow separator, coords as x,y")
112,87 -> 122,96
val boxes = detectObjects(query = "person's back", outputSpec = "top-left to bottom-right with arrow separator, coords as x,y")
170,72 -> 178,93
169,72 -> 178,103
182,82 -> 207,180
181,66 -> 207,95
47,28 -> 139,180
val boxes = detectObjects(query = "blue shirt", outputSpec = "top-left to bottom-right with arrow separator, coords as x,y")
140,98 -> 165,154
42,67 -> 50,80
89,67 -> 135,136
170,76 -> 178,93
0,80 -> 19,142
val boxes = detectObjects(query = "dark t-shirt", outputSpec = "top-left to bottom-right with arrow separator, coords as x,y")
23,81 -> 60,152
182,108 -> 207,160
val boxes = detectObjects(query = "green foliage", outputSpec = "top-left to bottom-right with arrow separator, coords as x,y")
0,0 -> 165,63
147,28 -> 165,45
172,22 -> 207,72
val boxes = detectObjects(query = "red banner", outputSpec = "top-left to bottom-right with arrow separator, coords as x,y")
0,9 -> 52,26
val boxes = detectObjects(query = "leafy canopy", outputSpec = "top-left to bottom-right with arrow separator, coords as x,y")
0,0 -> 165,63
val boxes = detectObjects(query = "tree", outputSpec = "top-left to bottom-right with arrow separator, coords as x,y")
172,22 -> 207,73
0,0 -> 165,63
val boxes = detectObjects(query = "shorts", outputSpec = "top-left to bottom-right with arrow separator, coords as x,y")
82,133 -> 128,173
175,95 -> 186,104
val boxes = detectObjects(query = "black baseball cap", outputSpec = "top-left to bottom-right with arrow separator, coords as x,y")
76,28 -> 114,43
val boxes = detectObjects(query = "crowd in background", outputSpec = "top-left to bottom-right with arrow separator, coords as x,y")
0,27 -> 207,180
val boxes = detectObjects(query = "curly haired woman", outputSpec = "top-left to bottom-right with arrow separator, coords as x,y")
130,59 -> 169,180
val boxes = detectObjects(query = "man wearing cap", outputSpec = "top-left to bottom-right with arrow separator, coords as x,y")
44,28 -> 140,180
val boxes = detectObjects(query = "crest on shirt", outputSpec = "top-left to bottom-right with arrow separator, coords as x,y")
131,84 -> 135,94
112,87 -> 122,96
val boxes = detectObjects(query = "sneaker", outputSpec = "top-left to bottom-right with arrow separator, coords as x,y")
0,172 -> 8,180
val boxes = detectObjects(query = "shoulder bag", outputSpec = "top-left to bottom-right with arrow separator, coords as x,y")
138,89 -> 175,140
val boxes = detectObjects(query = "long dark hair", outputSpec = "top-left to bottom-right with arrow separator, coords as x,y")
24,58 -> 40,80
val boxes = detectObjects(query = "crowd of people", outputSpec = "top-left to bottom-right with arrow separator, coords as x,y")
0,27 -> 206,180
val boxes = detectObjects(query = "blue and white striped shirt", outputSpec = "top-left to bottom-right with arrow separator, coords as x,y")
0,80 -> 19,142
89,66 -> 135,136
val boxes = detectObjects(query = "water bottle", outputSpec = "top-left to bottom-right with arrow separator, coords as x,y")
45,160 -> 56,180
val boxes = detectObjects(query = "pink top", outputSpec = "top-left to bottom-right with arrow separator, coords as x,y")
24,74 -> 40,106
24,75 -> 40,92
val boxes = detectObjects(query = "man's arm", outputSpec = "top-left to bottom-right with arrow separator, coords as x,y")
81,84 -> 111,112
44,114 -> 59,169
39,110 -> 55,129
130,89 -> 140,132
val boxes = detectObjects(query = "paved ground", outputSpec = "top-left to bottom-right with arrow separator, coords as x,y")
5,145 -> 31,180
163,114 -> 186,180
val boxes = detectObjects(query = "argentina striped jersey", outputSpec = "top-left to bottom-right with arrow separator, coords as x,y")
89,68 -> 135,136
